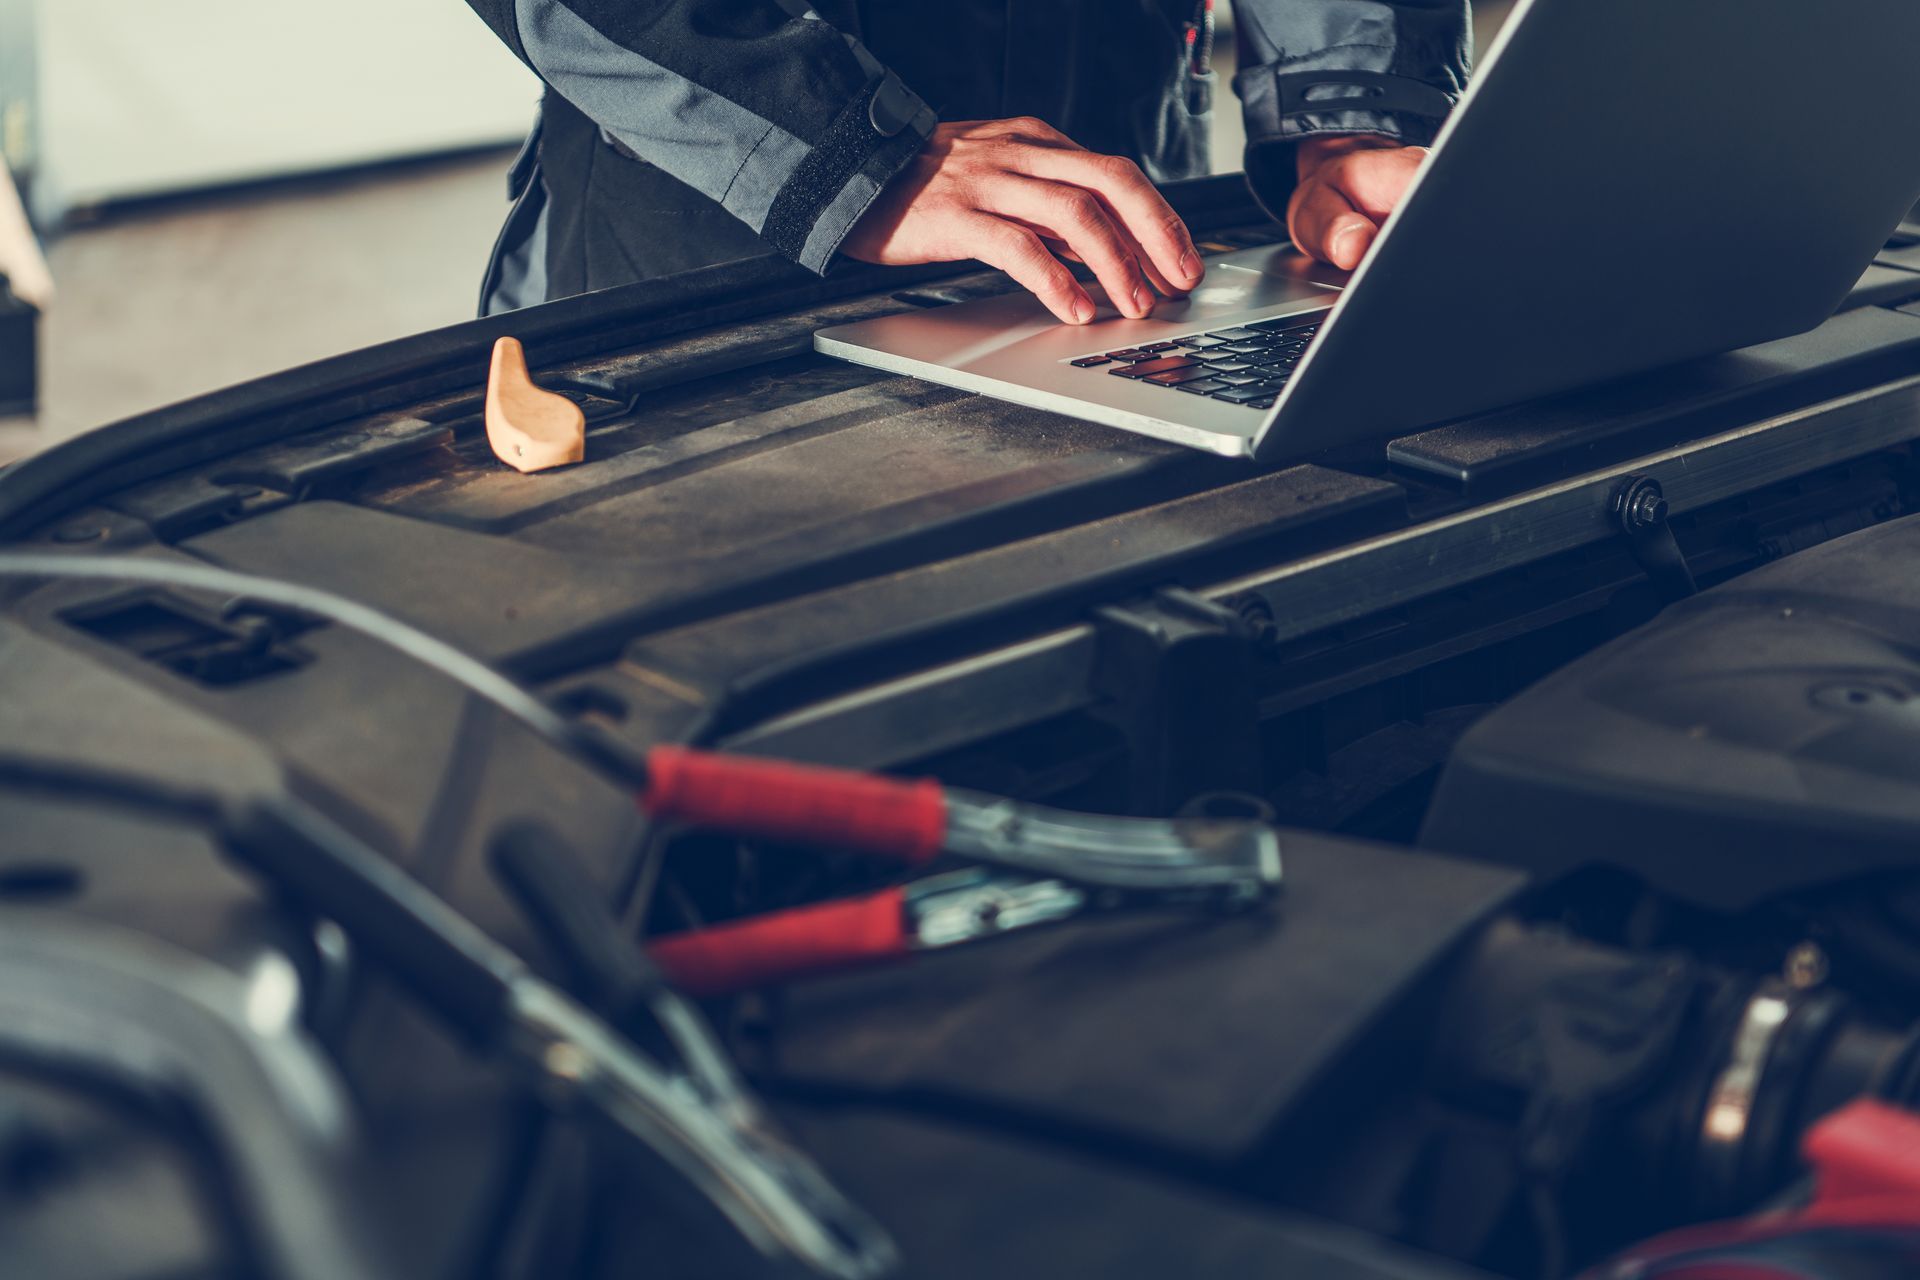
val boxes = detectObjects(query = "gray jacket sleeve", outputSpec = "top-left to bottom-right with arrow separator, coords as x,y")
1232,0 -> 1472,216
461,0 -> 937,274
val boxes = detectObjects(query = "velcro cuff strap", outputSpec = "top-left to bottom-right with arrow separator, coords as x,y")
1274,70 -> 1456,123
762,74 -> 919,264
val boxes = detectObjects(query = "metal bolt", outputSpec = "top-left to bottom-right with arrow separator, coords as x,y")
1612,476 -> 1670,532
1784,941 -> 1829,990
543,1041 -> 589,1083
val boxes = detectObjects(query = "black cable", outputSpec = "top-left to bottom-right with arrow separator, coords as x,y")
491,820 -> 664,1024
0,750 -> 224,824
1528,1183 -> 1568,1280
1825,894 -> 1920,991
0,553 -> 650,789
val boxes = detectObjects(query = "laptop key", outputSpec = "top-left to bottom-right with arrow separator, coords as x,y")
1139,341 -> 1179,351
1110,355 -> 1201,378
1178,335 -> 1228,349
1210,385 -> 1275,404
1105,349 -> 1155,361
1173,378 -> 1231,395
1212,372 -> 1263,385
1249,317 -> 1323,335
1070,356 -> 1113,368
1144,365 -> 1219,385
1205,327 -> 1263,341
1205,360 -> 1255,373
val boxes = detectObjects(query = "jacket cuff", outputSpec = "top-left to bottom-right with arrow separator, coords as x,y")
1236,57 -> 1461,222
748,71 -> 937,276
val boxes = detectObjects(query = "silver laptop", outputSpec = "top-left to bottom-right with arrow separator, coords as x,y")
816,0 -> 1920,461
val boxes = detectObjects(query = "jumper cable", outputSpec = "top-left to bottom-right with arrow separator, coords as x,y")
639,744 -> 1282,907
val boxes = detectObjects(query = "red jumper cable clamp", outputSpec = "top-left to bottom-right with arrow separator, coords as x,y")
639,745 -> 1283,905
633,744 -> 1282,997
635,746 -> 1284,998
647,869 -> 1095,998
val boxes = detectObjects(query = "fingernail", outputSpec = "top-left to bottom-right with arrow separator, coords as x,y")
1071,295 -> 1094,324
1180,250 -> 1203,284
1132,284 -> 1154,316
1333,224 -> 1368,266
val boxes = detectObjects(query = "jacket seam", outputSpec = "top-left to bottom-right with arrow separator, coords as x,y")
720,121 -> 780,211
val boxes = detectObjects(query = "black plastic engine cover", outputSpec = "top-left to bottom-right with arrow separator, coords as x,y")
1422,512 -> 1920,911
607,1101 -> 1498,1280
756,834 -> 1526,1164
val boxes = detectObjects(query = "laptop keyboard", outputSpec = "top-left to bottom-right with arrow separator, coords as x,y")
1068,316 -> 1322,410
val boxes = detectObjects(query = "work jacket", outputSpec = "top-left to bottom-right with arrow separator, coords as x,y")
461,0 -> 1471,312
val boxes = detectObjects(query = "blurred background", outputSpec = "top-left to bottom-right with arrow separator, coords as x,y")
0,0 -> 1518,465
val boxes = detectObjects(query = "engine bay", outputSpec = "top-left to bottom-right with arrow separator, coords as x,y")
6,182 -> 1920,1280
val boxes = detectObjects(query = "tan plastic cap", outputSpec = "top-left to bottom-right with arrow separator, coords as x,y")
485,336 -> 586,473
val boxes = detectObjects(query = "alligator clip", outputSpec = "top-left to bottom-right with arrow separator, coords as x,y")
488,821 -> 899,1279
639,746 -> 1283,909
648,862 -> 1275,999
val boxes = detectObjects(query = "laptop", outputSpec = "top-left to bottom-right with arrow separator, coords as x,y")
816,0 -> 1920,461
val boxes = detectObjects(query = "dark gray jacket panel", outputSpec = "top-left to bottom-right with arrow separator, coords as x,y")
463,0 -> 935,273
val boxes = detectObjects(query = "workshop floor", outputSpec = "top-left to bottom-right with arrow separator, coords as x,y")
0,148 -> 516,466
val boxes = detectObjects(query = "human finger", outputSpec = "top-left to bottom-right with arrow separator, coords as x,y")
988,174 -> 1155,318
1013,148 -> 1203,289
1288,178 -> 1377,270
960,214 -> 1096,324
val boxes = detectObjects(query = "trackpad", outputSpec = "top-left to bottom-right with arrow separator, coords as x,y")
1222,244 -> 1352,292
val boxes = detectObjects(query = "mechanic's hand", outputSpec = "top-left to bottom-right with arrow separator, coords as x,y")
1288,136 -> 1431,271
841,118 -> 1205,325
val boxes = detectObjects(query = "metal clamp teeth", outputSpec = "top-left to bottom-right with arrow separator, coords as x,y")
940,790 -> 1284,904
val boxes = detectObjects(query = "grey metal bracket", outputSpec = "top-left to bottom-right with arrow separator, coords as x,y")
1090,585 -> 1262,814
